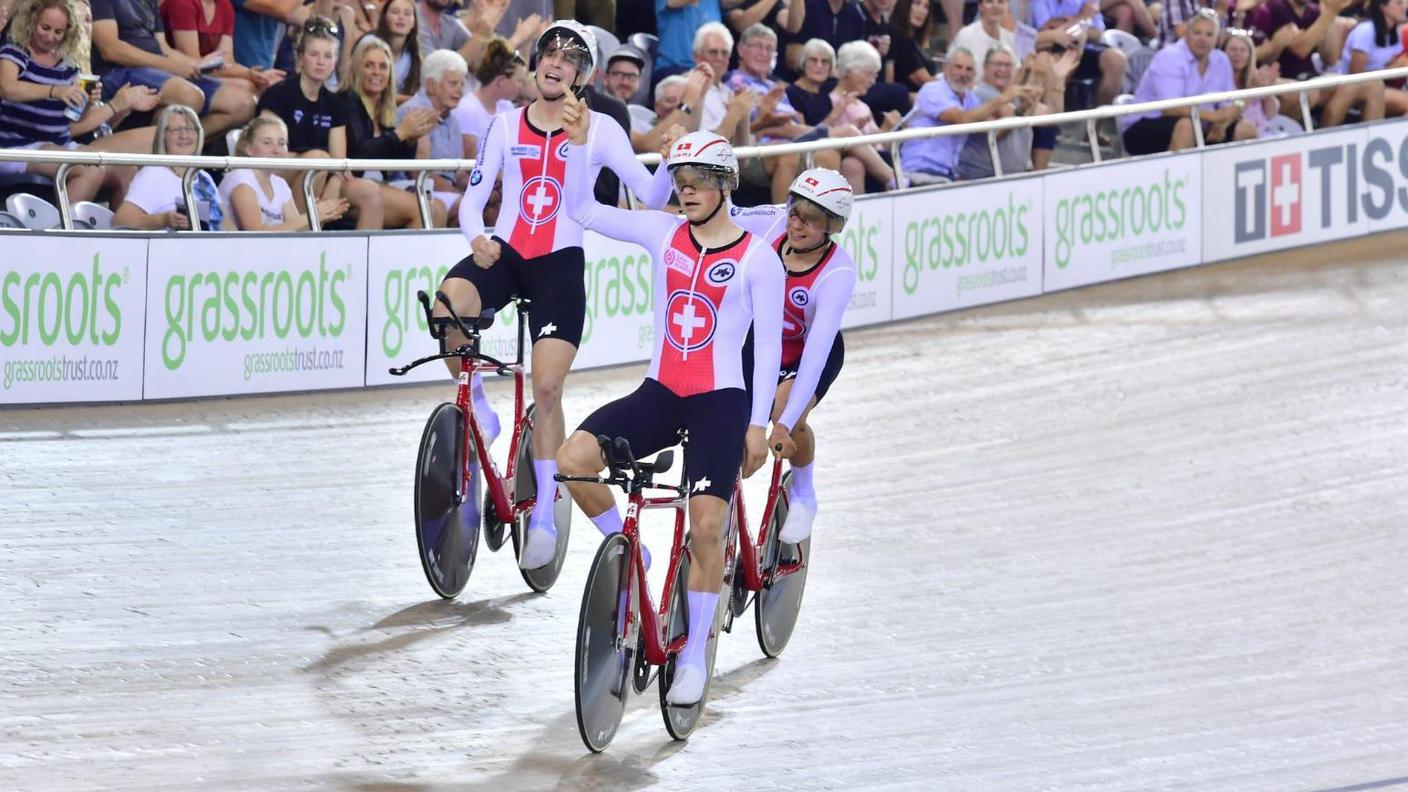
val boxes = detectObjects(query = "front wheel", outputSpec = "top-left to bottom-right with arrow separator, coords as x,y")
414,403 -> 480,599
510,402 -> 572,592
755,472 -> 809,658
574,533 -> 633,753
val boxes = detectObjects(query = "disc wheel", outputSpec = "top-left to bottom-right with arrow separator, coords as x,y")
755,471 -> 810,658
414,403 -> 480,599
659,545 -> 722,741
574,533 -> 633,753
510,403 -> 572,593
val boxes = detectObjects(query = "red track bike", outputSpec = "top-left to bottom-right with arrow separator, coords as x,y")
390,291 -> 572,598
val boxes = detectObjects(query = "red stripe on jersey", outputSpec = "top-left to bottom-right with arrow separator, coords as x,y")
508,114 -> 569,259
779,241 -> 838,368
657,224 -> 741,396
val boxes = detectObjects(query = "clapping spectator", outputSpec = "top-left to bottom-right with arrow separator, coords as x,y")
630,67 -> 706,151
956,45 -> 1053,179
890,0 -> 937,91
113,104 -> 226,228
829,40 -> 898,191
1251,0 -> 1383,125
786,36 -> 839,124
899,46 -> 1023,183
395,48 -> 466,219
1120,10 -> 1256,154
159,0 -> 283,96
860,0 -> 895,78
1339,0 -> 1408,116
1223,29 -> 1282,135
374,0 -> 420,102
88,0 -> 254,134
221,115 -> 347,229
952,0 -> 1014,72
340,34 -> 443,227
654,0 -> 721,82
787,0 -> 865,77
723,0 -> 804,46
1030,0 -> 1127,106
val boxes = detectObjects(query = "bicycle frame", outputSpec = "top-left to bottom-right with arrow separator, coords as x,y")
623,484 -> 691,667
728,456 -> 807,595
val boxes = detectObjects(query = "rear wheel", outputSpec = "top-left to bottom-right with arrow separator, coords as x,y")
511,403 -> 572,592
414,403 -> 480,599
574,533 -> 633,753
660,545 -> 722,741
755,472 -> 809,658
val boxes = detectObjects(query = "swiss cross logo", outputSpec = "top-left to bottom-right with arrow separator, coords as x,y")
804,177 -> 819,187
677,142 -> 692,152
1234,154 -> 1302,242
664,290 -> 717,354
519,176 -> 562,224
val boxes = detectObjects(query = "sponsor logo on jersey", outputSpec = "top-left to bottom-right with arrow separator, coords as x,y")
664,290 -> 718,354
510,144 -> 543,159
557,141 -> 571,160
519,176 -> 563,224
663,247 -> 694,276
789,286 -> 810,307
706,260 -> 737,285
469,169 -> 483,186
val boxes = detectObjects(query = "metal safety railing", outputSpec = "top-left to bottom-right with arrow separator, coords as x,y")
3,66 -> 1406,231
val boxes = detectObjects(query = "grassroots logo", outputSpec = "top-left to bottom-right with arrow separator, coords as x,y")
706,260 -> 736,285
663,290 -> 716,354
1051,167 -> 1189,269
903,191 -> 1032,295
2,255 -> 126,348
162,254 -> 350,370
520,176 -> 562,224
381,261 -> 457,358
789,286 -> 810,307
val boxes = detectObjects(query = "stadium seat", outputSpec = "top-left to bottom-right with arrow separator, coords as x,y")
0,210 -> 26,229
629,32 -> 659,63
6,192 -> 62,230
1264,114 -> 1305,137
587,25 -> 621,87
73,201 -> 115,229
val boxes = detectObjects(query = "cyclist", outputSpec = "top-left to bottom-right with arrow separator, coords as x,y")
435,20 -> 674,570
728,169 -> 857,544
556,96 -> 786,707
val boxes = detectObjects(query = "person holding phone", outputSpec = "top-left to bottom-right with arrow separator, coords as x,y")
113,104 -> 227,229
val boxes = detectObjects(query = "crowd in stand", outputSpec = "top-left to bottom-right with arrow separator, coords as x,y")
2,0 -> 1407,229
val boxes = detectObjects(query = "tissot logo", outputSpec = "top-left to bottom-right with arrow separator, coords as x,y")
1235,155 -> 1302,242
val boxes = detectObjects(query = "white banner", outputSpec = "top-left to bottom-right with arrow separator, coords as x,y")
1044,154 -> 1203,291
1202,127 -> 1369,262
1,235 -> 148,404
891,177 -> 1044,320
577,229 -> 656,370
837,192 -> 894,329
1360,120 -> 1408,233
143,236 -> 369,399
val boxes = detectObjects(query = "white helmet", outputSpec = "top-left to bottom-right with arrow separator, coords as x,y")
788,168 -> 853,227
535,20 -> 598,86
665,131 -> 739,190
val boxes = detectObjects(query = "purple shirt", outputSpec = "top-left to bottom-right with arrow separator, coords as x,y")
1030,0 -> 1106,32
1250,0 -> 1322,79
900,78 -> 981,178
1120,40 -> 1235,130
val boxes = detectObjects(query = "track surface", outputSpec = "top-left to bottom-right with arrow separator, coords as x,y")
3,234 -> 1406,791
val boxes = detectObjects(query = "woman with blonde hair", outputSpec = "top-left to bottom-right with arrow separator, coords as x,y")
113,104 -> 226,230
220,115 -> 347,230
1222,30 -> 1280,136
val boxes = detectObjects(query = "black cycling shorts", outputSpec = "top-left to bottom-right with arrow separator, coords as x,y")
742,330 -> 846,409
577,378 -> 748,501
446,237 -> 585,347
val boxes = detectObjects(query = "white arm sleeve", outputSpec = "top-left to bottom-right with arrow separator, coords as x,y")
778,266 -> 855,429
457,113 -> 505,243
590,112 -> 675,209
727,203 -> 787,239
745,243 -> 785,428
565,141 -> 679,250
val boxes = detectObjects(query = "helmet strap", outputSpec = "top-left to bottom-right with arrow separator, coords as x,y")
785,237 -> 831,256
688,191 -> 727,227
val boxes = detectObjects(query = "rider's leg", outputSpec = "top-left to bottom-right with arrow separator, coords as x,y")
667,493 -> 728,705
430,276 -> 484,378
520,337 -> 578,569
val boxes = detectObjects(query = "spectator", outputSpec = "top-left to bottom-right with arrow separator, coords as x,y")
956,45 -> 1060,179
230,0 -> 306,71
395,47 -> 466,218
455,35 -> 522,155
1160,0 -> 1228,47
552,0 -> 612,29
787,0 -> 865,76
88,0 -> 254,133
654,0 -> 721,82
0,0 -> 160,202
1223,29 -> 1281,135
786,36 -> 839,124
860,0 -> 895,78
221,115 -> 347,229
113,104 -> 225,228
1030,0 -> 1127,105
1251,0 -> 1382,125
1102,0 -> 1157,38
1340,0 -> 1408,116
830,40 -> 898,191
602,43 -> 645,104
374,0 -> 420,102
723,0 -> 804,46
1120,10 -> 1256,154
952,0 -> 1014,72
899,46 -> 1021,183
693,22 -> 752,141
416,0 -> 481,69
340,34 -> 442,227
890,0 -> 937,91
159,0 -> 283,95
256,17 -> 383,227
629,67 -> 707,151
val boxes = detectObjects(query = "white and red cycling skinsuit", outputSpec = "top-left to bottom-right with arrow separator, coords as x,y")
727,203 -> 856,430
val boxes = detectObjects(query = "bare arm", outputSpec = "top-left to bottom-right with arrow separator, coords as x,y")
726,0 -> 780,32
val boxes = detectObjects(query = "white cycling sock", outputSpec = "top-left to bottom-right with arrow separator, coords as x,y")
790,462 -> 816,507
590,508 -> 622,536
531,459 -> 558,531
682,590 -> 719,668
470,373 -> 500,443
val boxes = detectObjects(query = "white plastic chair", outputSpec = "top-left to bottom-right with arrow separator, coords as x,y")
73,201 -> 115,229
1102,29 -> 1145,59
226,128 -> 241,156
1112,94 -> 1137,157
0,210 -> 26,229
6,193 -> 62,230
587,25 -> 621,87
1263,114 -> 1305,138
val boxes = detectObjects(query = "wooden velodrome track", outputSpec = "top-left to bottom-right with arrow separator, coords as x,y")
2,232 -> 1405,791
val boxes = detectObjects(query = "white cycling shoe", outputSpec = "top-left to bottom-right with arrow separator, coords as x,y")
665,660 -> 708,706
519,525 -> 556,570
778,498 -> 815,544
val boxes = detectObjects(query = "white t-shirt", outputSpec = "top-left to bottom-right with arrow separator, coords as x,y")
453,93 -> 517,153
218,168 -> 293,228
1338,20 -> 1402,73
952,21 -> 1016,74
125,165 -> 223,226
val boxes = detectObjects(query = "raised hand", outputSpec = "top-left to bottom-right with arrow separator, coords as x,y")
562,88 -> 590,145
659,123 -> 686,157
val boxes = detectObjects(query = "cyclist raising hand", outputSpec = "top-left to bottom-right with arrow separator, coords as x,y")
434,20 -> 673,571
556,93 -> 786,706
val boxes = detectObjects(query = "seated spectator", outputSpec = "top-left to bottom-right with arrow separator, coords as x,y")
0,0 -> 160,203
395,47 -> 466,219
1101,0 -> 1156,38
952,0 -> 1013,72
602,43 -> 645,105
1120,10 -> 1256,155
890,0 -> 937,92
257,17 -> 383,227
1030,0 -> 1126,106
1251,0 -> 1383,126
654,0 -> 721,82
416,0 -> 488,73
375,0 -> 420,102
956,45 -> 1060,179
1340,0 -> 1408,116
88,0 -> 254,134
629,67 -> 708,152
899,46 -> 1022,183
454,35 -> 523,155
1223,28 -> 1281,136
830,40 -> 898,191
694,21 -> 751,141
159,0 -> 283,96
113,104 -> 225,228
339,34 -> 441,227
723,0 -> 804,49
230,0 -> 309,73
787,0 -> 865,78
1160,0 -> 1229,47
221,115 -> 347,229
860,0 -> 896,79
786,37 -> 839,125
